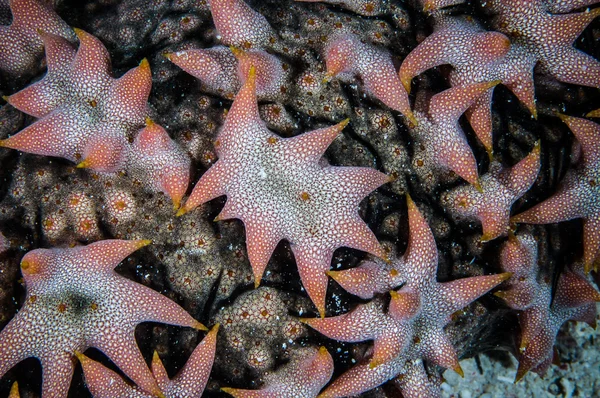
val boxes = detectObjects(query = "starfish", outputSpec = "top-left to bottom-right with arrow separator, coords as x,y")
129,118 -> 191,210
209,0 -> 275,49
497,233 -> 600,381
441,143 -> 540,242
76,324 -> 219,398
419,0 -> 465,12
295,0 -> 385,16
1,29 -> 151,172
0,240 -> 206,398
176,67 -> 389,317
587,108 -> 600,118
399,15 -> 536,155
221,346 -> 334,398
0,0 -> 75,75
512,115 -> 600,272
323,33 -> 416,126
411,80 -> 501,188
167,46 -> 285,100
487,0 -> 600,89
303,196 -> 511,397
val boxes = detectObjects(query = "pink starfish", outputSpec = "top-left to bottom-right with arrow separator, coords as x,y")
412,80 -> 501,188
512,115 -> 600,272
498,233 -> 600,381
1,29 -> 151,172
488,0 -> 600,89
303,196 -> 511,397
129,118 -> 191,210
324,33 -> 416,126
209,0 -> 275,49
176,67 -> 389,317
399,15 -> 536,155
221,346 -> 334,398
0,240 -> 205,398
295,0 -> 385,16
76,324 -> 219,398
441,143 -> 540,242
0,0 -> 75,75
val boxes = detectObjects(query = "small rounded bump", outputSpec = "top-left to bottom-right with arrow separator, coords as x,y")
76,159 -> 91,169
453,363 -> 464,378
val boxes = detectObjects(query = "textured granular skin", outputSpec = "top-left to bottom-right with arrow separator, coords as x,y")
0,0 -> 599,397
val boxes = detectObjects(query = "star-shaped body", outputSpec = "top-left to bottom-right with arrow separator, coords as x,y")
411,81 -> 501,188
222,346 -> 334,398
76,324 -> 219,398
512,115 -> 600,272
1,29 -> 151,172
0,240 -> 205,398
488,0 -> 600,89
498,233 -> 600,381
0,0 -> 75,75
303,196 -> 511,397
324,33 -> 416,126
129,119 -> 191,210
442,143 -> 540,242
295,0 -> 385,16
177,67 -> 389,318
167,46 -> 286,100
400,15 -> 536,154
209,0 -> 275,49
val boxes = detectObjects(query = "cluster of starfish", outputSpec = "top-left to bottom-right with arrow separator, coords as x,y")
1,0 -> 600,397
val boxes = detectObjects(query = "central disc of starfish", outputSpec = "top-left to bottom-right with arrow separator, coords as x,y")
178,67 -> 389,317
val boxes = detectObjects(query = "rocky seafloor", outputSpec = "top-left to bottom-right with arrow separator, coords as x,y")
0,0 -> 599,397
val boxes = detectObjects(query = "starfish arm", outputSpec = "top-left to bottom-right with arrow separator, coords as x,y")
328,260 -> 396,299
301,301 -> 386,342
479,207 -> 511,241
166,324 -> 219,397
556,268 -> 600,308
500,45 -> 538,117
80,128 -> 129,173
558,115 -> 600,168
167,47 -> 239,95
72,29 -> 113,93
209,0 -> 273,48
151,351 -> 170,388
438,273 -> 511,314
583,216 -> 600,270
516,312 -> 555,381
106,58 -> 151,124
544,46 -> 600,88
0,111 -> 80,160
548,9 -> 600,47
292,243 -> 333,318
338,217 -> 385,259
403,196 -> 438,280
222,389 -> 278,397
92,330 -> 162,397
420,329 -> 461,373
511,175 -> 586,224
326,166 -> 389,203
360,52 -> 415,123
393,360 -> 442,398
118,279 -> 204,329
233,48 -> 285,97
587,108 -> 600,118
6,32 -> 75,117
464,92 -> 494,154
438,130 -> 480,187
8,382 -> 19,398
180,161 -> 231,213
0,317 -> 32,378
499,143 -> 541,197
388,289 -> 421,321
547,0 -> 600,13
73,239 -> 151,272
243,219 -> 282,288
429,81 -> 499,127
370,327 -> 410,368
318,361 -> 400,398
284,120 -> 346,164
40,353 -> 77,398
421,0 -> 465,11
77,353 -> 141,398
